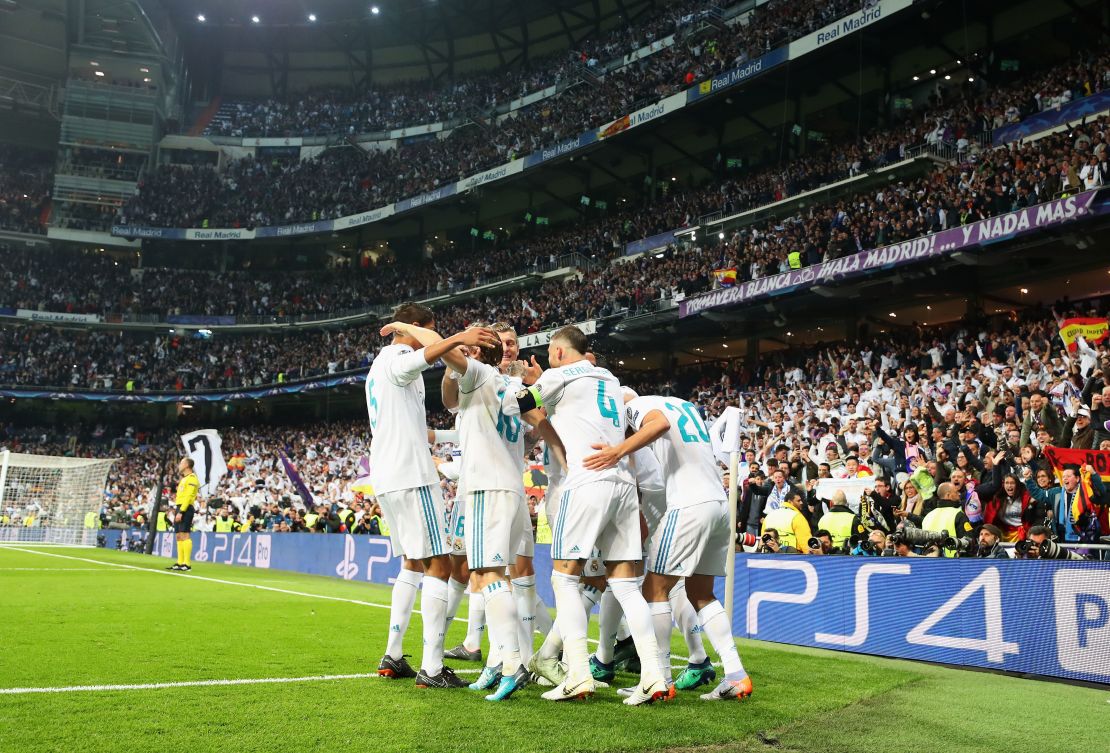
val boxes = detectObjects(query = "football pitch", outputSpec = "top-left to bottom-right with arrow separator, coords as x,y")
0,545 -> 1106,753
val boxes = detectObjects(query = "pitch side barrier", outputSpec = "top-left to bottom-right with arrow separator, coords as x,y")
110,0 -> 914,243
100,529 -> 1109,685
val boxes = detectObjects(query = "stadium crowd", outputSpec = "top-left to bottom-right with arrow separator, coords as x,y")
203,0 -> 850,139
0,146 -> 53,236
118,0 -> 872,228
3,295 -> 1109,557
6,98 -> 1109,392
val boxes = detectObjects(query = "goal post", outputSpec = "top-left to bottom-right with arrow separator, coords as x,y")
0,450 -> 116,546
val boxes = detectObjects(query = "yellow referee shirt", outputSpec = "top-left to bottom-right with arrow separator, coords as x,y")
176,473 -> 200,512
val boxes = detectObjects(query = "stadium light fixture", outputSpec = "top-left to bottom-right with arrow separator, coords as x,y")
718,232 -> 724,239
1020,288 -> 1029,294
90,61 -> 99,66
912,75 -> 919,81
944,75 -> 951,80
196,13 -> 206,22
94,70 -> 105,77
140,67 -> 149,73
889,312 -> 897,317
251,15 -> 260,24
968,77 -> 975,82
371,5 -> 380,14
929,69 -> 936,75
308,13 -> 317,21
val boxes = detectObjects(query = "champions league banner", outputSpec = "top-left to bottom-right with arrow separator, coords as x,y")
101,530 -> 1110,685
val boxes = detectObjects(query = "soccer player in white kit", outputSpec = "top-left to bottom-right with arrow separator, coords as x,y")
369,303 -> 499,688
505,326 -> 668,705
444,333 -> 539,700
584,393 -> 754,701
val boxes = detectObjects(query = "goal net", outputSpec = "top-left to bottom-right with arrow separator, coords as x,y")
0,450 -> 115,546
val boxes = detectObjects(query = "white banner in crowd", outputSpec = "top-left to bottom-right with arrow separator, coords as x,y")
180,429 -> 228,497
517,320 -> 598,350
814,478 -> 877,513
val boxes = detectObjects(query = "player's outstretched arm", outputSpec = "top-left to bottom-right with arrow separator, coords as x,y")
522,411 -> 568,473
379,322 -> 498,370
582,409 -> 669,471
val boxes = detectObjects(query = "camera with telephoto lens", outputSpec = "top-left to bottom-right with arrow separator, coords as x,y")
891,525 -> 946,548
761,533 -> 774,544
849,533 -> 876,554
807,536 -> 821,550
1014,539 -> 1036,557
943,536 -> 974,555
1037,539 -> 1087,561
737,532 -> 757,548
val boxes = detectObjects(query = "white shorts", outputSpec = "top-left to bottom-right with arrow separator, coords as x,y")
647,500 -> 731,578
641,488 -> 667,538
551,479 -> 641,563
377,484 -> 449,560
465,489 -> 528,571
516,520 -> 535,559
583,556 -> 605,578
448,499 -> 466,557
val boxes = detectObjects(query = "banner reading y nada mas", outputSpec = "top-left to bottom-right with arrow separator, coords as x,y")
680,190 -> 1107,318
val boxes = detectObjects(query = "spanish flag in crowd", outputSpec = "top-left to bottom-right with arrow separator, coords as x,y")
1058,317 -> 1109,352
714,268 -> 738,287
1042,446 -> 1109,536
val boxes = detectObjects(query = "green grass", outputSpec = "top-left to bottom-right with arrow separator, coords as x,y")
0,545 -> 1106,753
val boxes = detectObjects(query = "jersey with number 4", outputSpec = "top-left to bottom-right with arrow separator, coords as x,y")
626,395 -> 724,508
526,359 -> 633,491
458,358 -> 526,494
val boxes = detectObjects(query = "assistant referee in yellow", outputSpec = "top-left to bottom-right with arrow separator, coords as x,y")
169,457 -> 199,572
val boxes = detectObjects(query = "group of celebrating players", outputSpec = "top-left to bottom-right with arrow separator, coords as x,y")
366,302 -> 752,704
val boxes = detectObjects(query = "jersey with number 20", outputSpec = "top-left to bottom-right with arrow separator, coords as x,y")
525,360 -> 633,491
626,395 -> 725,508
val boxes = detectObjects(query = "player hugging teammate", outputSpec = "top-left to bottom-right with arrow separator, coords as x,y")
368,306 -> 752,704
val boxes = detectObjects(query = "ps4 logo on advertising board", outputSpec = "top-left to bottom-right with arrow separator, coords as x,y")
740,558 -> 1110,683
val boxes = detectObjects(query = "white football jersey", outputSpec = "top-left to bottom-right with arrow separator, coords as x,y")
626,395 -> 725,508
365,343 -> 438,495
523,359 -> 634,491
630,446 -> 665,493
457,358 -> 526,494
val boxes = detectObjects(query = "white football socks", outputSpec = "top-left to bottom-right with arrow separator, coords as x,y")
511,575 -> 537,664
552,571 -> 589,679
419,575 -> 449,675
385,567 -> 422,659
669,581 -> 708,663
595,586 -> 623,664
649,600 -> 674,681
609,577 -> 664,687
464,590 -> 486,652
483,580 -> 522,675
444,576 -> 466,633
698,600 -> 746,680
533,590 -> 554,634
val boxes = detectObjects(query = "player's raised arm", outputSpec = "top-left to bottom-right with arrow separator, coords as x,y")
583,409 -> 670,471
379,322 -> 498,371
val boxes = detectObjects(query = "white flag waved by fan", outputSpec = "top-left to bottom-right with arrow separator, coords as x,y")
180,429 -> 228,497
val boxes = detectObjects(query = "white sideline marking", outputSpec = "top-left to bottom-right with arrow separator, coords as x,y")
3,547 -> 696,661
0,567 -> 128,572
0,673 -> 380,695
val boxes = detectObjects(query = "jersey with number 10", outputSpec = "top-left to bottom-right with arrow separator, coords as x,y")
527,359 -> 633,491
626,395 -> 725,508
457,358 -> 526,493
